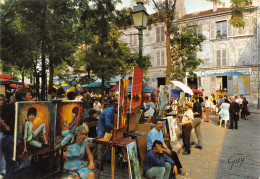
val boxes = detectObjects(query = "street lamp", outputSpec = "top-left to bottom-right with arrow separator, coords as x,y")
131,1 -> 149,68
131,2 -> 149,123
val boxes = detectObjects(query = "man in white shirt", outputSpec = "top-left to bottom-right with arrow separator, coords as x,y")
179,101 -> 194,155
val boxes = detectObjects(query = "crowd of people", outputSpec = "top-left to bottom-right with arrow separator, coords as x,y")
0,85 -> 252,179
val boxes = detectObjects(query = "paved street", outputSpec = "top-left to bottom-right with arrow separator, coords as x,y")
178,110 -> 260,179
92,109 -> 260,179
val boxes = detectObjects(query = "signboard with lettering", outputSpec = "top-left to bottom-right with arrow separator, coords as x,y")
201,68 -> 251,77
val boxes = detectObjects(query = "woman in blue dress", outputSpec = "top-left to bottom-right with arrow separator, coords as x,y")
219,99 -> 230,128
63,123 -> 95,179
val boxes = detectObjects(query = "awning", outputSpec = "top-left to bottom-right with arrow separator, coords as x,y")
87,82 -> 110,88
0,74 -> 13,79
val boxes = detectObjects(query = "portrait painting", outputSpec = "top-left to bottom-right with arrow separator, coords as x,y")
14,101 -> 54,161
55,101 -> 83,148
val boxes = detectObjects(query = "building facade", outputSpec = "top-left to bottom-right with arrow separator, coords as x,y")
121,1 -> 260,107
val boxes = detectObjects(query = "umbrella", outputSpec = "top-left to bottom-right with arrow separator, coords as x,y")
114,85 -> 156,93
171,88 -> 182,98
192,89 -> 203,94
110,84 -> 119,90
0,74 -> 13,79
87,82 -> 110,88
170,81 -> 193,96
53,84 -> 61,90
61,83 -> 71,91
67,86 -> 84,93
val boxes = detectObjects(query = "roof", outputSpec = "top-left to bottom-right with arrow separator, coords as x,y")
181,8 -> 232,20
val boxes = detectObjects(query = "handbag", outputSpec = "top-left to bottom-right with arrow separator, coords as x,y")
247,111 -> 251,115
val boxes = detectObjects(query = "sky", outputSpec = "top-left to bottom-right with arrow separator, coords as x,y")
116,0 -> 218,14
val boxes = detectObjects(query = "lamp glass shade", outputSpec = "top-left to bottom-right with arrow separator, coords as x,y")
132,12 -> 143,28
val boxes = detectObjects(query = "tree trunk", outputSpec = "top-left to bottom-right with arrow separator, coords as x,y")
22,70 -> 24,84
41,0 -> 47,101
49,58 -> 54,87
165,17 -> 172,85
101,77 -> 105,108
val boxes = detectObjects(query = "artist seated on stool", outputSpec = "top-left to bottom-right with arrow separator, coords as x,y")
143,140 -> 174,179
96,102 -> 118,162
147,119 -> 187,176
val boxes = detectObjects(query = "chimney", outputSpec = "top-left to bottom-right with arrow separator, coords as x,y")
213,1 -> 217,12
175,0 -> 186,19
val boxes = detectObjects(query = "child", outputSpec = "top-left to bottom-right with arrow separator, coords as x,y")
22,107 -> 48,156
61,107 -> 79,146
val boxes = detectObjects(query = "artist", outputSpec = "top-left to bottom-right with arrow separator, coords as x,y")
96,102 -> 118,162
143,140 -> 173,179
147,119 -> 187,176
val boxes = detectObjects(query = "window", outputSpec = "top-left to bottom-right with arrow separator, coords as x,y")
156,26 -> 165,43
156,51 -> 165,66
216,21 -> 227,38
216,49 -> 227,67
130,32 -> 138,46
187,25 -> 198,36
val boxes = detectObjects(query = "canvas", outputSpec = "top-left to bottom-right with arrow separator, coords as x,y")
55,101 -> 83,148
13,101 -> 55,161
126,141 -> 141,179
167,116 -> 178,142
117,79 -> 129,129
130,67 -> 143,113
158,85 -> 171,116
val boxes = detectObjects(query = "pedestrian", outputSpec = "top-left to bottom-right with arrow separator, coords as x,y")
0,94 -> 7,177
147,119 -> 186,175
143,140 -> 174,179
241,97 -> 249,120
47,87 -> 57,101
1,87 -> 33,178
219,98 -> 230,128
229,97 -> 240,129
192,97 -> 202,149
179,101 -> 194,155
202,96 -> 211,122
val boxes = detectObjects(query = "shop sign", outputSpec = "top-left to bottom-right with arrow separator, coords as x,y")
201,68 -> 251,77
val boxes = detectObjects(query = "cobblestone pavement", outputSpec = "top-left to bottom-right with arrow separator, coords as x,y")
178,109 -> 260,179
92,108 -> 260,179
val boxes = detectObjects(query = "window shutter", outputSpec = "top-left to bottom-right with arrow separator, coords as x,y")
161,26 -> 165,42
210,22 -> 215,40
157,51 -> 160,65
198,25 -> 202,35
222,49 -> 226,66
227,20 -> 233,37
161,51 -> 165,66
156,27 -> 160,43
217,50 -> 221,67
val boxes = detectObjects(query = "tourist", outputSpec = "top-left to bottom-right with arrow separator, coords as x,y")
219,98 -> 230,128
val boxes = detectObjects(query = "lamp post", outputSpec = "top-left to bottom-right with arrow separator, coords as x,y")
131,1 -> 149,69
131,2 -> 149,122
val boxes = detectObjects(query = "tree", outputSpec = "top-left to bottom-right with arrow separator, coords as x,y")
170,25 -> 205,81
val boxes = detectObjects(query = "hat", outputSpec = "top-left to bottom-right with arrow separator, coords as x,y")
186,101 -> 193,108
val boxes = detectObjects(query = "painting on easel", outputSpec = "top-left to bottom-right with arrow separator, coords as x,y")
117,79 -> 129,129
126,141 -> 141,179
130,67 -> 143,113
158,85 -> 171,116
13,102 -> 55,161
55,101 -> 83,148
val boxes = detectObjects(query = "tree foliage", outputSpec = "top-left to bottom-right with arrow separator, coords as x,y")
170,25 -> 206,81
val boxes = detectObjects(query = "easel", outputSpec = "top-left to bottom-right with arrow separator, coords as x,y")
91,111 -> 141,179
